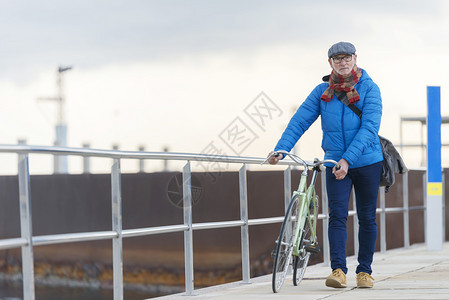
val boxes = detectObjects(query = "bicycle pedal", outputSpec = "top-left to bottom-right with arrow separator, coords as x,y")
304,244 -> 320,254
271,250 -> 277,258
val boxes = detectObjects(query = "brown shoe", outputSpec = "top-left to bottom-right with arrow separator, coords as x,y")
325,268 -> 347,288
356,272 -> 374,288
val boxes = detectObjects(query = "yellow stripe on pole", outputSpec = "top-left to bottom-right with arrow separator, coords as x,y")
427,183 -> 442,196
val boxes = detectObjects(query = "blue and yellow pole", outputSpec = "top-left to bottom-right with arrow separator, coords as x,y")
426,86 -> 443,251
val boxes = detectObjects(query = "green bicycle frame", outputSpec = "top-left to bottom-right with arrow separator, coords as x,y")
291,168 -> 319,257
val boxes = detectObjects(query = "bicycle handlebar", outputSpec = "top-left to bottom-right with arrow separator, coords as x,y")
263,150 -> 341,170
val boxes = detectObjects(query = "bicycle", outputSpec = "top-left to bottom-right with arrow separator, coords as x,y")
263,150 -> 339,293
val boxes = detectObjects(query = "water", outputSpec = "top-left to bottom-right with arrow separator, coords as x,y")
0,281 -> 162,300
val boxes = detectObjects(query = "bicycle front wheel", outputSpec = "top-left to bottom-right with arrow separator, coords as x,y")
293,215 -> 311,286
272,196 -> 299,293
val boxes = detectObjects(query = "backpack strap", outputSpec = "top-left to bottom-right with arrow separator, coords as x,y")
335,92 -> 362,118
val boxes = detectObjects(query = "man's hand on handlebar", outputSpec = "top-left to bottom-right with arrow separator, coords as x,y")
332,158 -> 349,180
267,151 -> 283,165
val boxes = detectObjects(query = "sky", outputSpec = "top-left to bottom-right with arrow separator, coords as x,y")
0,0 -> 448,174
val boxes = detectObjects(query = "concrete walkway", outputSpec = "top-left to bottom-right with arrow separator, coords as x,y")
154,242 -> 449,299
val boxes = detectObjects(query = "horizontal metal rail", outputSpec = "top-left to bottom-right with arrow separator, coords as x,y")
122,225 -> 189,238
400,143 -> 449,148
0,144 -> 433,300
33,231 -> 118,246
248,217 -> 284,226
0,238 -> 27,250
192,220 -> 245,231
409,205 -> 426,211
0,144 -> 294,165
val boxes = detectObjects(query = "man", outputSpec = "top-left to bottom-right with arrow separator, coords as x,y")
268,41 -> 382,288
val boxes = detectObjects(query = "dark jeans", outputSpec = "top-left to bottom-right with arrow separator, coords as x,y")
326,161 -> 382,275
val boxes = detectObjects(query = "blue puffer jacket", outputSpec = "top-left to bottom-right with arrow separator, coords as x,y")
274,69 -> 383,168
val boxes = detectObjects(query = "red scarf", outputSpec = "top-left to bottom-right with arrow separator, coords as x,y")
321,66 -> 362,104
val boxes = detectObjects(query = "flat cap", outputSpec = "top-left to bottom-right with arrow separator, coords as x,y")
328,42 -> 356,58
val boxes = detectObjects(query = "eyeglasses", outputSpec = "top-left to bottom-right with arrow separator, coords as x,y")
332,55 -> 353,64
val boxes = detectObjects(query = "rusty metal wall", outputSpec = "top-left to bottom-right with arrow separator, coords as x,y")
0,169 -> 447,288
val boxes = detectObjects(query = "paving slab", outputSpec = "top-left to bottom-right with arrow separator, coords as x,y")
153,242 -> 449,299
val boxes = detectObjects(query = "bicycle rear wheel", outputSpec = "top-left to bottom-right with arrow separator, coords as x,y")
272,196 -> 299,293
293,215 -> 311,286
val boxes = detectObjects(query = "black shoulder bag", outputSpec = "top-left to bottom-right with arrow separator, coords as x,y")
332,90 -> 407,193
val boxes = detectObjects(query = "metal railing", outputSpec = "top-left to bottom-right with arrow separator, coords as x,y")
0,145 -> 431,299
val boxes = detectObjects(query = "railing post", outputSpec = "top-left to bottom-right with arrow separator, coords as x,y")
138,146 -> 145,173
111,158 -> 123,300
239,164 -> 250,283
284,166 -> 291,212
352,187 -> 359,257
82,143 -> 91,174
284,166 -> 293,274
320,167 -> 330,266
442,171 -> 446,242
18,153 -> 35,300
183,161 -> 194,295
403,172 -> 410,248
379,186 -> 387,253
423,172 -> 427,244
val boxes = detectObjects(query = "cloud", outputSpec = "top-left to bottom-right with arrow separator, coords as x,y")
1,0 -> 449,172
4,0 -> 446,82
